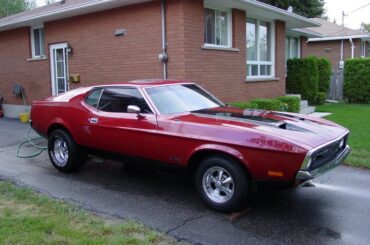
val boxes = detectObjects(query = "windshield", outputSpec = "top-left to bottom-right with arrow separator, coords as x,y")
145,84 -> 224,114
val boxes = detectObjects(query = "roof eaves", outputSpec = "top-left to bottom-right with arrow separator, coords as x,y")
308,34 -> 370,42
240,0 -> 320,27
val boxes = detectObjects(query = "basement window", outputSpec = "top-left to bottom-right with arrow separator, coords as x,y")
204,7 -> 232,48
31,26 -> 45,58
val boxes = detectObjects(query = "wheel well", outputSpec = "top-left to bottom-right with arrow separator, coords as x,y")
187,150 -> 251,179
47,123 -> 69,137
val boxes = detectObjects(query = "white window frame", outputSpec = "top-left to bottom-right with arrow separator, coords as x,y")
285,36 -> 301,60
30,25 -> 45,58
203,4 -> 233,48
361,40 -> 366,58
246,18 -> 275,79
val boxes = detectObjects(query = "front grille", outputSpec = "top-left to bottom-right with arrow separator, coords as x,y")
309,135 -> 348,170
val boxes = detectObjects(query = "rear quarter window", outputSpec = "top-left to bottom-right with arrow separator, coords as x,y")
84,88 -> 103,108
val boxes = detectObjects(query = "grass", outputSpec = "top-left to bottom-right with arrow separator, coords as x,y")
0,181 -> 170,245
316,103 -> 370,169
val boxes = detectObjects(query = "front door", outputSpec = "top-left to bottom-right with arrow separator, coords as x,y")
50,43 -> 69,95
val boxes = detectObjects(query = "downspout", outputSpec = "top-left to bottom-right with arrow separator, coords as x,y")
349,37 -> 355,59
159,0 -> 168,79
340,40 -> 344,61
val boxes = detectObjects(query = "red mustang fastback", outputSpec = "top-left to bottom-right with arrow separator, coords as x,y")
31,80 -> 351,212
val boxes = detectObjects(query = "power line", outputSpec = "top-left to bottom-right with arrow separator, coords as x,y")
342,2 -> 370,26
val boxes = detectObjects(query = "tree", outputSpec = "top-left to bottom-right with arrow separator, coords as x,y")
360,22 -> 370,33
258,0 -> 326,18
0,0 -> 36,18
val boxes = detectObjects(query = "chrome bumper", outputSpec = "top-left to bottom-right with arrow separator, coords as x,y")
296,145 -> 351,181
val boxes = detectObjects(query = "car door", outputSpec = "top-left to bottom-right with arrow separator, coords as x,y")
82,86 -> 158,160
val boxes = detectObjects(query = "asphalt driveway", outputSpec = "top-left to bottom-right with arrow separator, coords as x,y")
0,118 -> 369,245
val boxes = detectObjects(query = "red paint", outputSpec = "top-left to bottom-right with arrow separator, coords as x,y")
31,80 -> 349,182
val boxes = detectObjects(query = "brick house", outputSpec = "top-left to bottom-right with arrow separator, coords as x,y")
0,0 -> 319,117
295,18 -> 370,71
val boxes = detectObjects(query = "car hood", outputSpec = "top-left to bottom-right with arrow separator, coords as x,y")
176,107 -> 348,149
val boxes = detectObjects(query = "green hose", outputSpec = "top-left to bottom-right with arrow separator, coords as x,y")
16,125 -> 48,158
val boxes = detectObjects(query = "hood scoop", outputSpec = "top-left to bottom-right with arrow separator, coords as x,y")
192,108 -> 310,132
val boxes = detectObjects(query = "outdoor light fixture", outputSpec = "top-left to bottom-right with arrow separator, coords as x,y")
114,29 -> 127,37
67,45 -> 73,55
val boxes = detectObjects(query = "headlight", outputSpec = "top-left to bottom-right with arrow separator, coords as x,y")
339,138 -> 345,149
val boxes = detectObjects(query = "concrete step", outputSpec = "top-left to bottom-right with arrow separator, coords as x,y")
300,100 -> 308,108
286,94 -> 301,100
300,106 -> 315,115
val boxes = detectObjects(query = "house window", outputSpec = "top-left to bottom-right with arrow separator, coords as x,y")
285,36 -> 300,62
247,18 -> 274,78
31,26 -> 45,58
204,7 -> 232,47
361,41 -> 366,58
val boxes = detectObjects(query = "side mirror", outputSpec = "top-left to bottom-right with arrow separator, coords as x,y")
127,105 -> 141,114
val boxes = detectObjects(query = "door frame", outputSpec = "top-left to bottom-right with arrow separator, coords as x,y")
50,43 -> 69,96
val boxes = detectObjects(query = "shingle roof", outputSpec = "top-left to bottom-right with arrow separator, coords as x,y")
0,0 -> 151,31
0,0 -> 85,24
303,18 -> 367,38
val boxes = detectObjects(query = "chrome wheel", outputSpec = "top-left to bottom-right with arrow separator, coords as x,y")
202,166 -> 234,204
52,137 -> 69,167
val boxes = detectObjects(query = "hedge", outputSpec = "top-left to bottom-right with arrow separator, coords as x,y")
230,96 -> 299,112
316,58 -> 332,93
315,92 -> 327,105
286,57 -> 319,105
276,96 -> 300,113
344,58 -> 370,104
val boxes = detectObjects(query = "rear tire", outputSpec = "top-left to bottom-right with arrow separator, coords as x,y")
195,156 -> 250,212
48,129 -> 86,173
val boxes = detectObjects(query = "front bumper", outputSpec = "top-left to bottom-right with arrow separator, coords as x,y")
296,145 -> 351,181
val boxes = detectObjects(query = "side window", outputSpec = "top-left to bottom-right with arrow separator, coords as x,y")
98,87 -> 152,113
85,88 -> 103,108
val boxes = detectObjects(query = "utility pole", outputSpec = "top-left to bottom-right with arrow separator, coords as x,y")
342,2 -> 370,26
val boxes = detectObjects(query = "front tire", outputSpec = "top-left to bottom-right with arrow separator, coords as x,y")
195,156 -> 250,212
48,129 -> 86,173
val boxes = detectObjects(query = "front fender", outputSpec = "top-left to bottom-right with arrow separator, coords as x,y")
186,144 -> 251,170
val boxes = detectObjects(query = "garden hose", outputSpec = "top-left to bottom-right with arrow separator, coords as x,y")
16,125 -> 48,159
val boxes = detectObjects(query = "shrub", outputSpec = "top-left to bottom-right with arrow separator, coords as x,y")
229,101 -> 258,109
317,58 -> 332,93
315,92 -> 327,105
286,57 -> 319,105
250,98 -> 284,111
230,99 -> 283,111
344,58 -> 370,104
276,96 -> 300,113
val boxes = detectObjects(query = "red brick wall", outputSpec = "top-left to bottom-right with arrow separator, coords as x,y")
166,0 -> 286,102
0,1 -> 163,105
0,0 -> 287,106
0,27 -> 50,105
301,38 -> 364,70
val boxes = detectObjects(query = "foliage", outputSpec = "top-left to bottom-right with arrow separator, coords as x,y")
276,96 -> 300,112
344,58 -> 370,104
258,0 -> 325,18
316,57 -> 332,93
0,0 -> 36,18
315,92 -> 327,105
231,98 -> 289,111
316,103 -> 370,168
286,57 -> 319,105
0,181 -> 162,244
360,22 -> 370,33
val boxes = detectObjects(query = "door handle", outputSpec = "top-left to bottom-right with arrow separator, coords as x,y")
88,118 -> 98,124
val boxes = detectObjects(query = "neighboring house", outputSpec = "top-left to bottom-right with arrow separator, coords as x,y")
0,0 -> 319,118
296,18 -> 370,71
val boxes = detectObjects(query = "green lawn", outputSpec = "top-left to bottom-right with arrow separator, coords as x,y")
316,103 -> 370,169
0,181 -> 174,245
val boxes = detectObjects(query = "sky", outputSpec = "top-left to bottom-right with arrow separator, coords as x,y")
35,0 -> 370,30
